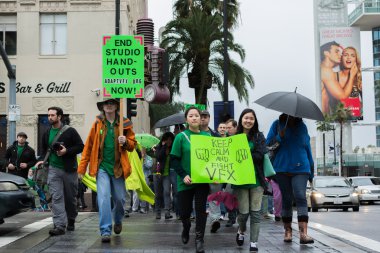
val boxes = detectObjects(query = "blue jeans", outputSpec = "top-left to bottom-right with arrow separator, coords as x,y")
97,169 -> 126,236
276,174 -> 309,218
153,174 -> 171,213
169,169 -> 178,215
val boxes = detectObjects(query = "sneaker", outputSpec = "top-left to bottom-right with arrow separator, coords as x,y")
114,223 -> 122,234
101,235 -> 111,243
165,212 -> 173,220
236,231 -> 244,246
139,208 -> 147,214
210,220 -> 221,233
249,242 -> 258,252
67,219 -> 75,231
263,213 -> 272,219
124,210 -> 130,218
49,227 -> 65,236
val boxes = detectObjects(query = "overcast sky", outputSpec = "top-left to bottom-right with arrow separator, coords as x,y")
147,0 -> 375,150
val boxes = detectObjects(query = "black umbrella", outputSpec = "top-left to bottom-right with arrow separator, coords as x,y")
153,112 -> 185,128
254,90 -> 324,121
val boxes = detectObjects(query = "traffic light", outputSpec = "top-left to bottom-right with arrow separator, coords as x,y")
127,98 -> 137,118
150,47 -> 167,85
157,50 -> 169,85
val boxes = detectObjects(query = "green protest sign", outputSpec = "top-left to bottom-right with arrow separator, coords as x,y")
102,35 -> 144,98
190,134 -> 256,185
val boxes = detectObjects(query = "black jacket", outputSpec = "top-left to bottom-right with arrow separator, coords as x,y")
251,132 -> 268,191
4,141 -> 37,179
39,125 -> 84,172
155,144 -> 171,174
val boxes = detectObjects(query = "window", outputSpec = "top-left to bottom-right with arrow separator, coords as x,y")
377,126 -> 380,147
40,14 -> 67,55
0,15 -> 17,55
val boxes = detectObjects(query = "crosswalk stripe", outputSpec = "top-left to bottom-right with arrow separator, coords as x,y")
309,221 -> 380,253
0,217 -> 53,248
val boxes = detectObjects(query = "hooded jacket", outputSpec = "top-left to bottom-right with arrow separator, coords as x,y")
78,114 -> 136,179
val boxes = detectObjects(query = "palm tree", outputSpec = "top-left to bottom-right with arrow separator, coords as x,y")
331,102 -> 352,176
173,0 -> 240,30
316,114 -> 334,171
161,1 -> 253,105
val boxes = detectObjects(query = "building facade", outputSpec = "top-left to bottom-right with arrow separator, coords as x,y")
0,0 -> 150,159
349,0 -> 380,146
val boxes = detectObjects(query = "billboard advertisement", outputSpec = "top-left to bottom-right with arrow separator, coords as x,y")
320,27 -> 362,120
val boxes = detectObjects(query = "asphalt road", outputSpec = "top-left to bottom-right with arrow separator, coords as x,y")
308,201 -> 380,242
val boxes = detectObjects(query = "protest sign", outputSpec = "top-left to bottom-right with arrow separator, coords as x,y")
190,134 -> 255,185
102,35 -> 144,98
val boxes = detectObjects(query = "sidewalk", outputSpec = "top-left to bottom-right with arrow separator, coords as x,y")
3,211 -> 374,253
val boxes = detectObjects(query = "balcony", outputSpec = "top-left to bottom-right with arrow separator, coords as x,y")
348,0 -> 380,31
317,153 -> 380,168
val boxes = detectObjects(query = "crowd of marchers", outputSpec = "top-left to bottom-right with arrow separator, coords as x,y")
2,98 -> 314,253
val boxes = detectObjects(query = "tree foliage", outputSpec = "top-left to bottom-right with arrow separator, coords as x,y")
161,0 -> 254,105
149,102 -> 185,128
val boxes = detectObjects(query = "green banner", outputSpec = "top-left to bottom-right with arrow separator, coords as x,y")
102,35 -> 144,98
190,134 -> 256,185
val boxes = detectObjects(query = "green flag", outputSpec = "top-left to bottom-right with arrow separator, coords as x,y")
190,134 -> 256,185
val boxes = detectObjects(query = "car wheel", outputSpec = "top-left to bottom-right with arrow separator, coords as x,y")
353,206 -> 359,212
311,207 -> 318,212
343,207 -> 348,211
0,218 -> 4,225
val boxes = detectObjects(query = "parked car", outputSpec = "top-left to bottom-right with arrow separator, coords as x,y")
308,176 -> 359,212
0,172 -> 35,224
348,176 -> 380,204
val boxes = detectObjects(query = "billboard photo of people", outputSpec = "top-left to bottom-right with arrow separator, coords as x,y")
320,27 -> 362,120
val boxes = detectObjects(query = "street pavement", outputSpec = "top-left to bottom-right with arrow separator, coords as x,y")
1,210 -> 377,253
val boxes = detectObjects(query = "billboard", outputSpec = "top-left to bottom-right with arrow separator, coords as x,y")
320,27 -> 362,120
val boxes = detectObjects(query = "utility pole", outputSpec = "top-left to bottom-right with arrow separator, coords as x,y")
222,0 -> 229,116
0,41 -> 16,145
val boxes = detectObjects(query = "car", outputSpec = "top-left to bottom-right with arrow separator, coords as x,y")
308,176 -> 359,212
348,176 -> 380,204
0,172 -> 35,224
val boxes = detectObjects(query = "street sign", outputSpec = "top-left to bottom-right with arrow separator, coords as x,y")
102,35 -> 144,98
8,104 -> 20,121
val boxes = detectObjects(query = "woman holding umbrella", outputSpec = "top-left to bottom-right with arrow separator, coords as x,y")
266,114 -> 314,244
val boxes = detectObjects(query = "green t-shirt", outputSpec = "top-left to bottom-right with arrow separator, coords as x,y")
170,129 -> 210,192
17,145 -> 25,159
48,128 -> 64,169
233,140 -> 260,189
100,120 -> 116,176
